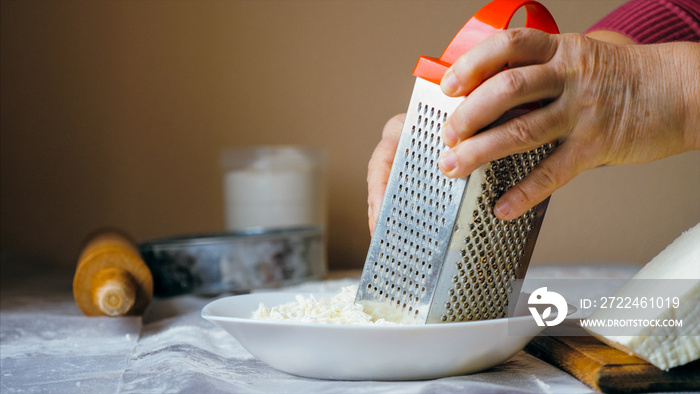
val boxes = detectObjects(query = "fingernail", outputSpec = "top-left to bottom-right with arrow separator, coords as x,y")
441,121 -> 457,147
494,200 -> 511,220
441,69 -> 459,95
439,150 -> 457,173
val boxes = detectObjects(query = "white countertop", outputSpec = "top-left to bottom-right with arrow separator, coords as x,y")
0,262 -> 639,393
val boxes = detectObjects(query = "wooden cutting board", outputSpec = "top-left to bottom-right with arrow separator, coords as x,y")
524,321 -> 700,393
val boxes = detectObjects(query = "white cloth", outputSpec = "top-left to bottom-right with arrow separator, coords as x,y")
1,264 -> 637,393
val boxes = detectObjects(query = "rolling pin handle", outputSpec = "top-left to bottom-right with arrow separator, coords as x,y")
91,266 -> 137,316
73,229 -> 153,317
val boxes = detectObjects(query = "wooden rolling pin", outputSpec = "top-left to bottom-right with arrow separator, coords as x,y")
73,229 -> 153,316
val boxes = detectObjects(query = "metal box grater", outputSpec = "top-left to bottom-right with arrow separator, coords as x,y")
356,0 -> 559,324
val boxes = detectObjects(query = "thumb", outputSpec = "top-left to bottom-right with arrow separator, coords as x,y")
494,144 -> 584,220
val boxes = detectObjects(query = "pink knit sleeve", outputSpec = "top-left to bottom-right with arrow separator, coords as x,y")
586,0 -> 700,44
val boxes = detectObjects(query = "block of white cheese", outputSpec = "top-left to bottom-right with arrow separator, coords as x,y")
584,222 -> 700,371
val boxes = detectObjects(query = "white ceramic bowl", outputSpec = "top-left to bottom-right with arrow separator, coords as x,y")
201,292 -> 547,380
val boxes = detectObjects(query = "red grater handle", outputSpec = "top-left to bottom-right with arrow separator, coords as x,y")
413,0 -> 559,84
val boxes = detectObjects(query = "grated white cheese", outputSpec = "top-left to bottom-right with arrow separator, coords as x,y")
251,286 -> 400,325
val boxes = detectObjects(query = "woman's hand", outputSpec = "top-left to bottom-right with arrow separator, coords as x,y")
437,28 -> 699,220
367,28 -> 699,233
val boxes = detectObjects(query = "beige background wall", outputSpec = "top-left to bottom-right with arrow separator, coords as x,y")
2,0 -> 698,274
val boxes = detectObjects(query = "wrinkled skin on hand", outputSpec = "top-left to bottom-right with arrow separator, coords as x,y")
367,29 -> 700,234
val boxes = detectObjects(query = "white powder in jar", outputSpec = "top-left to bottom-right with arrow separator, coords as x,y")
222,147 -> 325,231
251,286 -> 400,326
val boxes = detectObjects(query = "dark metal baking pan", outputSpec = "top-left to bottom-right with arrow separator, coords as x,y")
139,226 -> 325,297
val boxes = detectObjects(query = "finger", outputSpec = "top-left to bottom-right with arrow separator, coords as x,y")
493,142 -> 586,221
441,63 -> 564,148
439,99 -> 566,178
368,114 -> 405,235
441,28 -> 559,97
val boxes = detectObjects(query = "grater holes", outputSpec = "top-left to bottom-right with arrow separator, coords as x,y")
441,143 -> 554,323
366,102 -> 460,319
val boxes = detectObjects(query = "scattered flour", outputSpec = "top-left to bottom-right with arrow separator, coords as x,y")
251,286 -> 400,325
